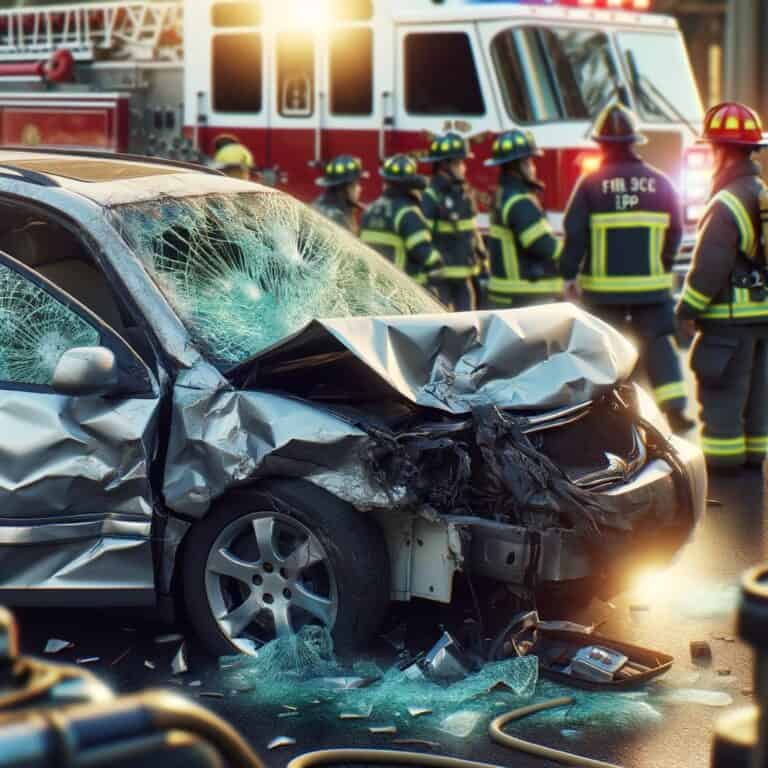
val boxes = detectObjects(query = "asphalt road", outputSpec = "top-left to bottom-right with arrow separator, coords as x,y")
8,397 -> 766,768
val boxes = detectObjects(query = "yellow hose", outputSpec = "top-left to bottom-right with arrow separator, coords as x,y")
288,698 -> 624,768
488,697 -> 624,768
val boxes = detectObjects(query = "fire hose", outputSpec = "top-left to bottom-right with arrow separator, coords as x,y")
0,48 -> 74,83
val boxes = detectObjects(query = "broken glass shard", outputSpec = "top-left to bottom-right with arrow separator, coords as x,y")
439,710 -> 484,738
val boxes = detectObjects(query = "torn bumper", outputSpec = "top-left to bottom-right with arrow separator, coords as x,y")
467,433 -> 706,587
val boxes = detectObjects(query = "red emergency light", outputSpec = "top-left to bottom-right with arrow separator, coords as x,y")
554,0 -> 652,10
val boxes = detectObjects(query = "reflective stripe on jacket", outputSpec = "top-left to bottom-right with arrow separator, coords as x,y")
678,158 -> 768,327
360,192 -> 442,283
487,178 -> 563,298
561,154 -> 682,305
421,175 -> 480,279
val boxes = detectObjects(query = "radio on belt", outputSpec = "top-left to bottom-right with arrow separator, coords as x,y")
569,645 -> 630,683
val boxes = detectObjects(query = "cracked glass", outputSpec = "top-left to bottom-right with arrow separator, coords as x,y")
112,191 -> 442,367
0,263 -> 100,386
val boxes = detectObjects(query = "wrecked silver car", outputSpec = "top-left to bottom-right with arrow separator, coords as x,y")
0,151 -> 705,655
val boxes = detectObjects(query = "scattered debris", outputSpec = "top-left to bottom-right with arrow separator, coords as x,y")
44,639 -> 73,654
199,692 -> 224,699
155,633 -> 184,645
690,641 -> 712,665
283,705 -> 299,712
408,706 -> 432,718
716,669 -> 732,677
111,648 -> 131,667
662,689 -> 733,707
144,660 -> 156,670
423,632 -> 471,682
393,739 -> 440,750
742,689 -> 754,696
401,661 -> 425,681
707,499 -> 724,507
570,646 -> 629,684
319,676 -> 377,690
369,726 -> 398,735
267,737 -> 296,751
171,644 -> 188,675
339,705 -> 374,720
439,710 -> 483,738
278,712 -> 300,719
76,657 -> 100,665
188,680 -> 202,687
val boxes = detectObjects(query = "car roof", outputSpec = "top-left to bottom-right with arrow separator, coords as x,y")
0,150 -> 262,206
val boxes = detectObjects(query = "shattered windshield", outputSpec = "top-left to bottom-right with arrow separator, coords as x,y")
111,191 -> 443,367
617,31 -> 703,125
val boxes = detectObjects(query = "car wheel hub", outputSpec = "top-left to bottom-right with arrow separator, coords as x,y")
204,510 -> 338,653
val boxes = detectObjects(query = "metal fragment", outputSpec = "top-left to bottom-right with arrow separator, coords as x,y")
408,707 -> 432,718
155,633 -> 184,645
690,641 -> 712,664
339,705 -> 373,720
423,632 -> 470,682
267,737 -> 297,751
716,669 -> 732,676
171,643 -> 188,675
76,657 -> 100,664
199,691 -> 224,699
144,660 -> 156,670
188,680 -> 202,687
44,639 -> 73,654
369,726 -> 397,735
278,712 -> 300,719
111,648 -> 131,667
282,705 -> 298,711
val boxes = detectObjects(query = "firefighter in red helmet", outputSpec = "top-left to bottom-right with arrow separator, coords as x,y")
676,102 -> 768,471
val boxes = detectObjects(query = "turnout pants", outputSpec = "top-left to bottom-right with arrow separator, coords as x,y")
487,294 -> 559,309
433,278 -> 477,312
691,332 -> 768,468
585,301 -> 688,414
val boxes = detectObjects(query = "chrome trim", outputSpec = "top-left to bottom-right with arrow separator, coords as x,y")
572,426 -> 648,490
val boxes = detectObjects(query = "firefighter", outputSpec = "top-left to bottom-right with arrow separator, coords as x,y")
421,132 -> 484,311
484,130 -> 562,308
313,155 -> 368,234
676,101 -> 768,471
561,103 -> 692,433
360,154 -> 444,286
212,134 -> 254,180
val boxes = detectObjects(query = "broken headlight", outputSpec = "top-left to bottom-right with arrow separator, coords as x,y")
633,384 -> 672,439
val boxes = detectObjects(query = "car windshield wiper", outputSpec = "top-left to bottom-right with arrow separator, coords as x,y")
625,50 -> 699,139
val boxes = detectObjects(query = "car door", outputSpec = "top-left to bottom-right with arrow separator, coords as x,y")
0,252 -> 161,604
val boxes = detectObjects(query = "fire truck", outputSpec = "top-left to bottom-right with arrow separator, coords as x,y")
0,0 -> 708,248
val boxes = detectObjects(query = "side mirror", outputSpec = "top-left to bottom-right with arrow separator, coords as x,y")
52,347 -> 119,397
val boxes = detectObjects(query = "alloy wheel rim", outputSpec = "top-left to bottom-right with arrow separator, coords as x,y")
205,510 -> 338,654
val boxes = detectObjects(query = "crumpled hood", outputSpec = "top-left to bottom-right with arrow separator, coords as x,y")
232,303 -> 637,414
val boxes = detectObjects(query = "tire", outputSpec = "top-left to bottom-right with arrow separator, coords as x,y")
181,479 -> 390,656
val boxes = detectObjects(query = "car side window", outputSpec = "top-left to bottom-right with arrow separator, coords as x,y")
0,262 -> 100,387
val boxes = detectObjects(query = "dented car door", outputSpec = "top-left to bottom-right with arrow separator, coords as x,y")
0,253 -> 161,603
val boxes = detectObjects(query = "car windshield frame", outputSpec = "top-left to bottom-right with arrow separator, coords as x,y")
616,29 -> 703,126
109,190 -> 444,370
491,25 -> 621,125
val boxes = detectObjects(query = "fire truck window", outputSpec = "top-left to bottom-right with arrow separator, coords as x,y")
404,33 -> 485,116
491,29 -> 539,123
539,28 -> 617,119
277,31 -> 315,118
330,28 -> 373,116
213,34 -> 263,113
330,0 -> 373,21
212,2 -> 261,28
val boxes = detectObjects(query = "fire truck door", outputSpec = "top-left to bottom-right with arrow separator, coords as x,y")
268,27 -> 323,201
393,22 -> 501,198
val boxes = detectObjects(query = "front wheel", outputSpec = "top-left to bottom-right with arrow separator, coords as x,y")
180,480 -> 390,656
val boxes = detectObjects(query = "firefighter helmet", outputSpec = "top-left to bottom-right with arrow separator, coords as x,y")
484,130 -> 543,167
591,103 -> 647,145
423,132 -> 474,163
316,155 -> 369,187
699,102 -> 768,148
380,154 -> 427,189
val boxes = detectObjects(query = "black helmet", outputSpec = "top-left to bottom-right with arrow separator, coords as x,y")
591,102 -> 647,145
380,154 -> 427,190
423,132 -> 474,163
316,155 -> 369,187
484,129 -> 543,167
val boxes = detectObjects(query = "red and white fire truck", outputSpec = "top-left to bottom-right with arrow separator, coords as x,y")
0,0 -> 708,247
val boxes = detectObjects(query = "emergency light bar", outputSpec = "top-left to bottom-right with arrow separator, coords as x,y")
464,0 -> 652,10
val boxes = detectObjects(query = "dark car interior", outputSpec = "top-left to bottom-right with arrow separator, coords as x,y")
0,202 -> 159,372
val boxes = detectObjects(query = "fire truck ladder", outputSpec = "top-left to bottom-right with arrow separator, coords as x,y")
0,2 -> 183,63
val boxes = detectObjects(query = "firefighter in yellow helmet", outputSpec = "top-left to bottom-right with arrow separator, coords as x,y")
676,102 -> 768,471
484,130 -> 563,307
212,134 -> 254,180
420,132 -> 484,311
313,155 -> 368,235
360,155 -> 444,287
562,102 -> 691,434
